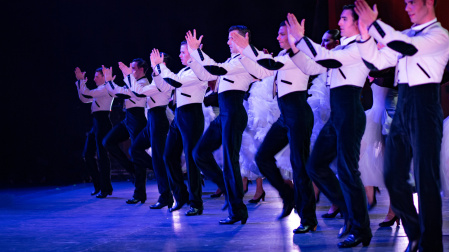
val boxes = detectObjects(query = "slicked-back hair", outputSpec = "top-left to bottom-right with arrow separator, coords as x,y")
343,4 -> 359,21
229,25 -> 251,43
326,29 -> 341,41
95,67 -> 104,76
180,40 -> 187,46
280,21 -> 287,27
132,58 -> 149,73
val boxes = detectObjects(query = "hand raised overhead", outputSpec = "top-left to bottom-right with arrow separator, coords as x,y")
150,48 -> 164,68
74,67 -> 87,81
102,65 -> 116,82
185,29 -> 203,50
118,62 -> 132,77
286,13 -> 305,42
354,0 -> 378,28
354,0 -> 378,40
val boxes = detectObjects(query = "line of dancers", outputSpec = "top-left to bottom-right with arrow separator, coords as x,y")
73,0 -> 449,250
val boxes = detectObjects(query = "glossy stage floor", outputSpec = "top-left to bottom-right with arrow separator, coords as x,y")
1,180 -> 448,251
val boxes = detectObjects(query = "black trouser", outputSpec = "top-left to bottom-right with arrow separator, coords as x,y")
306,85 -> 371,237
193,90 -> 248,218
82,111 -> 112,193
384,83 -> 443,251
164,103 -> 204,208
102,107 -> 147,177
130,106 -> 172,203
255,91 -> 317,226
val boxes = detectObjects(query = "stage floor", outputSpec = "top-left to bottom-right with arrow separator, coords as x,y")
1,180 -> 448,251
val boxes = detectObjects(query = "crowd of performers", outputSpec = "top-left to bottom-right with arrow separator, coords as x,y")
74,0 -> 449,250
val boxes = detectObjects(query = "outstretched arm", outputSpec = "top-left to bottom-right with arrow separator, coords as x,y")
185,29 -> 249,76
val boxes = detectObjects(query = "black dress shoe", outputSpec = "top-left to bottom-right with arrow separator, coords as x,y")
293,224 -> 317,234
337,234 -> 371,248
278,201 -> 294,219
404,239 -> 419,252
91,189 -> 100,196
185,206 -> 203,216
322,208 -> 341,218
219,215 -> 248,225
96,192 -> 112,198
149,201 -> 173,209
337,222 -> 351,238
126,198 -> 145,204
169,198 -> 188,212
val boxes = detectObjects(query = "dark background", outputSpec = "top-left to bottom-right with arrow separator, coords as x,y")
2,0 -> 328,186
3,0 -> 448,187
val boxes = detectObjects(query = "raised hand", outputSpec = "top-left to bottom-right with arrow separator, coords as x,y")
185,29 -> 203,50
230,31 -> 250,50
74,67 -> 86,81
150,48 -> 164,68
286,24 -> 300,53
286,13 -> 305,42
102,65 -> 116,82
354,0 -> 378,33
118,62 -> 132,76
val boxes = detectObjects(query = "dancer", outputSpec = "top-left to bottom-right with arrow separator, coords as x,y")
111,57 -> 173,208
286,6 -> 372,247
306,29 -> 341,216
187,27 -> 258,224
231,21 -> 316,233
150,44 -> 208,215
74,67 -> 113,197
102,59 -> 148,199
355,0 -> 449,250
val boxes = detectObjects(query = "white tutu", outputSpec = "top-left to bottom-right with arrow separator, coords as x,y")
202,103 -> 223,169
359,85 -> 390,187
440,116 -> 449,197
307,73 -> 331,150
240,76 -> 280,179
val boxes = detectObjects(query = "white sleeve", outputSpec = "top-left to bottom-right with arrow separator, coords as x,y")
241,45 -> 300,71
357,36 -> 398,71
368,20 -> 449,57
188,47 -> 247,76
80,81 -> 110,99
187,58 -> 217,81
105,79 -> 137,99
154,63 -> 201,88
297,37 -> 362,68
75,80 -> 92,103
289,51 -> 327,75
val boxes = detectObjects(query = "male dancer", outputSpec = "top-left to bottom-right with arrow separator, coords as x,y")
102,59 -> 147,199
74,67 -> 113,197
150,44 -> 208,215
286,6 -> 372,248
230,21 -> 317,233
355,0 -> 449,251
187,27 -> 258,224
105,58 -> 173,208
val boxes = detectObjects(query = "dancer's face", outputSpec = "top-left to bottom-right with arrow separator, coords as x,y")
338,9 -> 359,37
277,26 -> 290,50
321,32 -> 339,50
131,62 -> 145,79
179,44 -> 191,66
94,71 -> 105,86
405,0 -> 433,25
